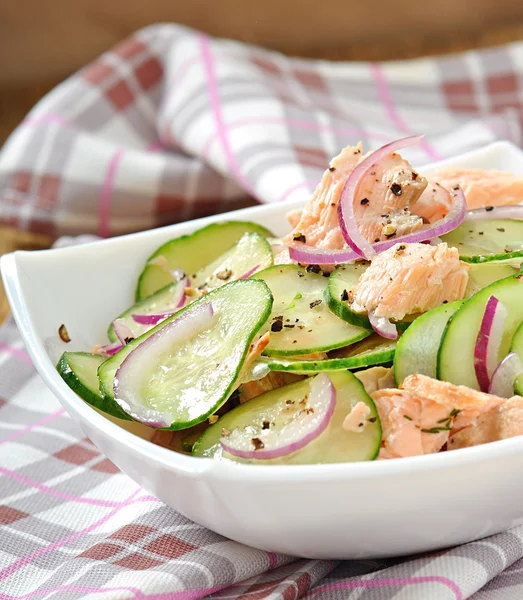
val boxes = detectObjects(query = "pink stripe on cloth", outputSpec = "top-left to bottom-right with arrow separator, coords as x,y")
0,408 -> 65,445
305,575 -> 463,600
370,63 -> 443,162
0,341 -> 32,365
98,148 -> 124,238
0,465 -> 157,508
198,34 -> 256,197
267,551 -> 278,570
201,117 -> 394,159
0,489 -> 143,583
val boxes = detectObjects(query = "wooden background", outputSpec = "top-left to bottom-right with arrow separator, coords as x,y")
2,1 -> 523,322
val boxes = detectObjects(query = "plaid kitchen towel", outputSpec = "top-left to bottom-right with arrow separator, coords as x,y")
0,23 -> 522,236
4,22 -> 523,600
4,314 -> 523,599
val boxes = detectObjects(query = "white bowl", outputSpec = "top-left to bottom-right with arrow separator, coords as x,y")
4,141 -> 523,560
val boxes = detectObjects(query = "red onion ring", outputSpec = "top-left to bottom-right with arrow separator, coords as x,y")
338,135 -> 424,260
289,187 -> 466,265
489,352 -> 523,398
113,302 -> 214,427
220,373 -> 336,460
368,312 -> 398,340
474,295 -> 508,392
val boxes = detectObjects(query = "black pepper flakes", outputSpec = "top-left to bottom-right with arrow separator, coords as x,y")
341,289 -> 349,301
390,183 -> 402,196
497,227 -> 506,232
306,264 -> 321,274
478,231 -> 484,235
251,437 -> 264,450
368,417 -> 377,423
309,299 -> 322,309
297,271 -> 304,278
271,316 -> 284,332
412,172 -> 418,180
293,233 -> 306,243
262,420 -> 271,430
328,166 -> 336,172
485,206 -> 494,212
360,198 -> 369,205
124,336 -> 135,344
284,324 -> 295,329
58,324 -> 71,343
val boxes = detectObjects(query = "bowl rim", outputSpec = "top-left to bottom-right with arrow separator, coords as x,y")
4,139 -> 523,485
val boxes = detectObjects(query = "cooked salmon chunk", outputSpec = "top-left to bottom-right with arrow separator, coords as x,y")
411,181 -> 453,223
372,375 -> 506,459
284,144 -> 427,249
349,242 -> 470,321
448,396 -> 523,450
428,168 -> 523,210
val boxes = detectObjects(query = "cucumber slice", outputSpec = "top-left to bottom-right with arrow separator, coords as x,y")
136,221 -> 274,300
441,219 -> 523,263
438,273 -> 523,389
510,322 -> 523,395
57,352 -> 131,420
190,232 -> 273,290
393,301 -> 462,386
192,370 -> 381,464
259,334 -> 396,373
98,279 -> 273,429
108,281 -> 184,343
465,262 -> 517,298
253,264 -> 370,356
327,264 -> 412,331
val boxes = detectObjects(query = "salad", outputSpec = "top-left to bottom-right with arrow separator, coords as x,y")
57,135 -> 523,464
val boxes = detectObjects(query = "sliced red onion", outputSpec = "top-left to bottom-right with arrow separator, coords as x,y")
132,312 -> 173,325
466,206 -> 523,221
237,264 -> 260,280
289,187 -> 466,265
220,373 -> 336,460
113,302 -> 214,427
338,135 -> 423,260
368,312 -> 398,340
112,318 -> 135,345
474,296 -> 508,392
97,341 -> 123,357
489,352 -> 523,398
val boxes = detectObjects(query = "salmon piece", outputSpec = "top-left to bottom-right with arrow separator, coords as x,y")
401,374 -> 505,432
355,366 -> 395,395
373,375 -> 506,458
342,401 -> 371,432
411,181 -> 453,223
448,396 -> 523,450
349,242 -> 470,321
287,209 -> 302,229
284,144 -> 427,250
428,168 -> 523,210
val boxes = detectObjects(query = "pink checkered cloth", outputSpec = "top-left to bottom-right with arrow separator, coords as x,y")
2,23 -> 523,600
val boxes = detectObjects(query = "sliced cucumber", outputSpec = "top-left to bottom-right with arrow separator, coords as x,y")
393,301 -> 462,386
57,352 -> 131,420
190,232 -> 273,290
441,219 -> 523,263
192,370 -> 381,464
252,264 -> 370,356
327,264 -> 412,331
465,262 -> 517,298
438,274 -> 523,389
136,221 -> 274,300
108,281 -> 183,343
259,334 -> 396,373
99,280 -> 273,429
510,322 -> 523,395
